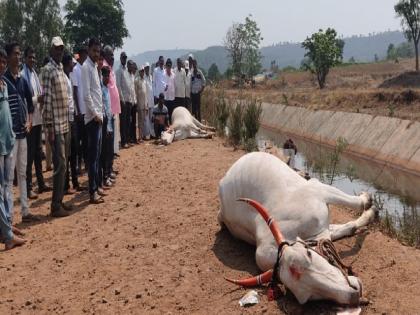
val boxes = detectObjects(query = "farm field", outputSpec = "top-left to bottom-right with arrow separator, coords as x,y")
224,58 -> 420,122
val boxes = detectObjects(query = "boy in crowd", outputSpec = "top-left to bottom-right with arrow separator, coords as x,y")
152,93 -> 169,139
100,67 -> 114,188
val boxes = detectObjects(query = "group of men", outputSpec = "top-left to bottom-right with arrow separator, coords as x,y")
0,35 -> 206,250
117,53 -> 206,145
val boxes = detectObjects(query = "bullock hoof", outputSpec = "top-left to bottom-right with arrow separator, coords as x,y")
360,192 -> 372,211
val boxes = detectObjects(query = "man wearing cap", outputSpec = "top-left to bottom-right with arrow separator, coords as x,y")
174,58 -> 187,109
144,62 -> 154,139
41,36 -> 71,217
82,38 -> 104,204
115,52 -> 132,149
153,56 -> 166,105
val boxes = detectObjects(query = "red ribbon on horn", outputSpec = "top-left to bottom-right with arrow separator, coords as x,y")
238,198 -> 284,245
224,269 -> 273,287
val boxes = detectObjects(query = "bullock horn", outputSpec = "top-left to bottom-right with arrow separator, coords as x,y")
238,198 -> 284,245
225,269 -> 273,287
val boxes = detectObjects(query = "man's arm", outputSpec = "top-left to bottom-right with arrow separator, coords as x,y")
40,68 -> 53,129
23,78 -> 34,130
70,71 -> 81,115
115,68 -> 125,103
82,65 -> 101,121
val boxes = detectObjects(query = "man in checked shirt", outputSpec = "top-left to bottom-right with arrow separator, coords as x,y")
41,37 -> 72,218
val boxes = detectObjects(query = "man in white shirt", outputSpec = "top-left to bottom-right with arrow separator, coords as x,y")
163,58 -> 175,122
22,47 -> 51,201
81,38 -> 104,204
128,60 -> 137,144
144,63 -> 155,138
174,58 -> 187,109
72,46 -> 88,174
63,54 -> 84,194
115,52 -> 132,148
153,56 -> 165,105
184,60 -> 192,112
135,66 -> 146,141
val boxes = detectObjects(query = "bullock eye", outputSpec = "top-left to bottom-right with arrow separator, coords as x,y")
306,250 -> 312,258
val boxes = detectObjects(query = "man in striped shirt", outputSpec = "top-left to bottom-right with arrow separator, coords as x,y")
3,42 -> 37,223
41,37 -> 71,217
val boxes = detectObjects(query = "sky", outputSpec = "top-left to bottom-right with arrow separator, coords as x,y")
58,0 -> 402,55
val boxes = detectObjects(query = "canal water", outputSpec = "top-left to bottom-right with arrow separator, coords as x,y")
257,127 -> 420,246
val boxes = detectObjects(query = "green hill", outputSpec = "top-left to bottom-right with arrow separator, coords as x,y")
130,31 -> 407,73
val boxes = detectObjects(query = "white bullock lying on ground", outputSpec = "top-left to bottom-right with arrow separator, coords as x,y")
160,107 -> 215,145
218,152 -> 378,305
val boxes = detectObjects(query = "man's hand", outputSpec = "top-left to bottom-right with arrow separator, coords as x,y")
94,115 -> 103,124
76,113 -> 84,123
25,121 -> 32,133
164,85 -> 168,92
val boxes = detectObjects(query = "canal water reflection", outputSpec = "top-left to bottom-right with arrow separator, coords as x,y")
257,127 -> 420,245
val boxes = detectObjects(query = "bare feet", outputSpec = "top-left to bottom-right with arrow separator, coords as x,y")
5,236 -> 26,250
12,226 -> 25,236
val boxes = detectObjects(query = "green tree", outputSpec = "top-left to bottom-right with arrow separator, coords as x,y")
0,0 -> 63,60
387,43 -> 397,60
224,15 -> 263,80
207,63 -> 221,82
301,28 -> 344,89
395,0 -> 420,71
0,0 -> 25,45
64,0 -> 129,49
242,15 -> 263,77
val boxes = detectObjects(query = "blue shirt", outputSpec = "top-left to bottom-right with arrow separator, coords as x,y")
101,83 -> 113,133
0,82 -> 15,155
3,70 -> 34,139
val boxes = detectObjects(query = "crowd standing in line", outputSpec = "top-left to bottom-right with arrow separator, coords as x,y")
0,35 -> 206,250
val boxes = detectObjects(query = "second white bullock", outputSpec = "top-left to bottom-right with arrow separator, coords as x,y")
161,107 -> 215,145
218,152 -> 377,305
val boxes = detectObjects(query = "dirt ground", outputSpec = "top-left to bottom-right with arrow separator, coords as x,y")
1,138 -> 419,315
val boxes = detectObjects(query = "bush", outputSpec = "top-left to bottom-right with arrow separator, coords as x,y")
243,98 -> 262,141
201,89 -> 218,126
215,90 -> 230,136
228,101 -> 243,147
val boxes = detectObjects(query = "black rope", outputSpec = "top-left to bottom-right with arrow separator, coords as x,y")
269,241 -> 289,290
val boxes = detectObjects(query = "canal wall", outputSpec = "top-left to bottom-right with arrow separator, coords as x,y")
260,103 -> 420,176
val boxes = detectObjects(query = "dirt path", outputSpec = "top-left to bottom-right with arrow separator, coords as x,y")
0,138 -> 419,314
